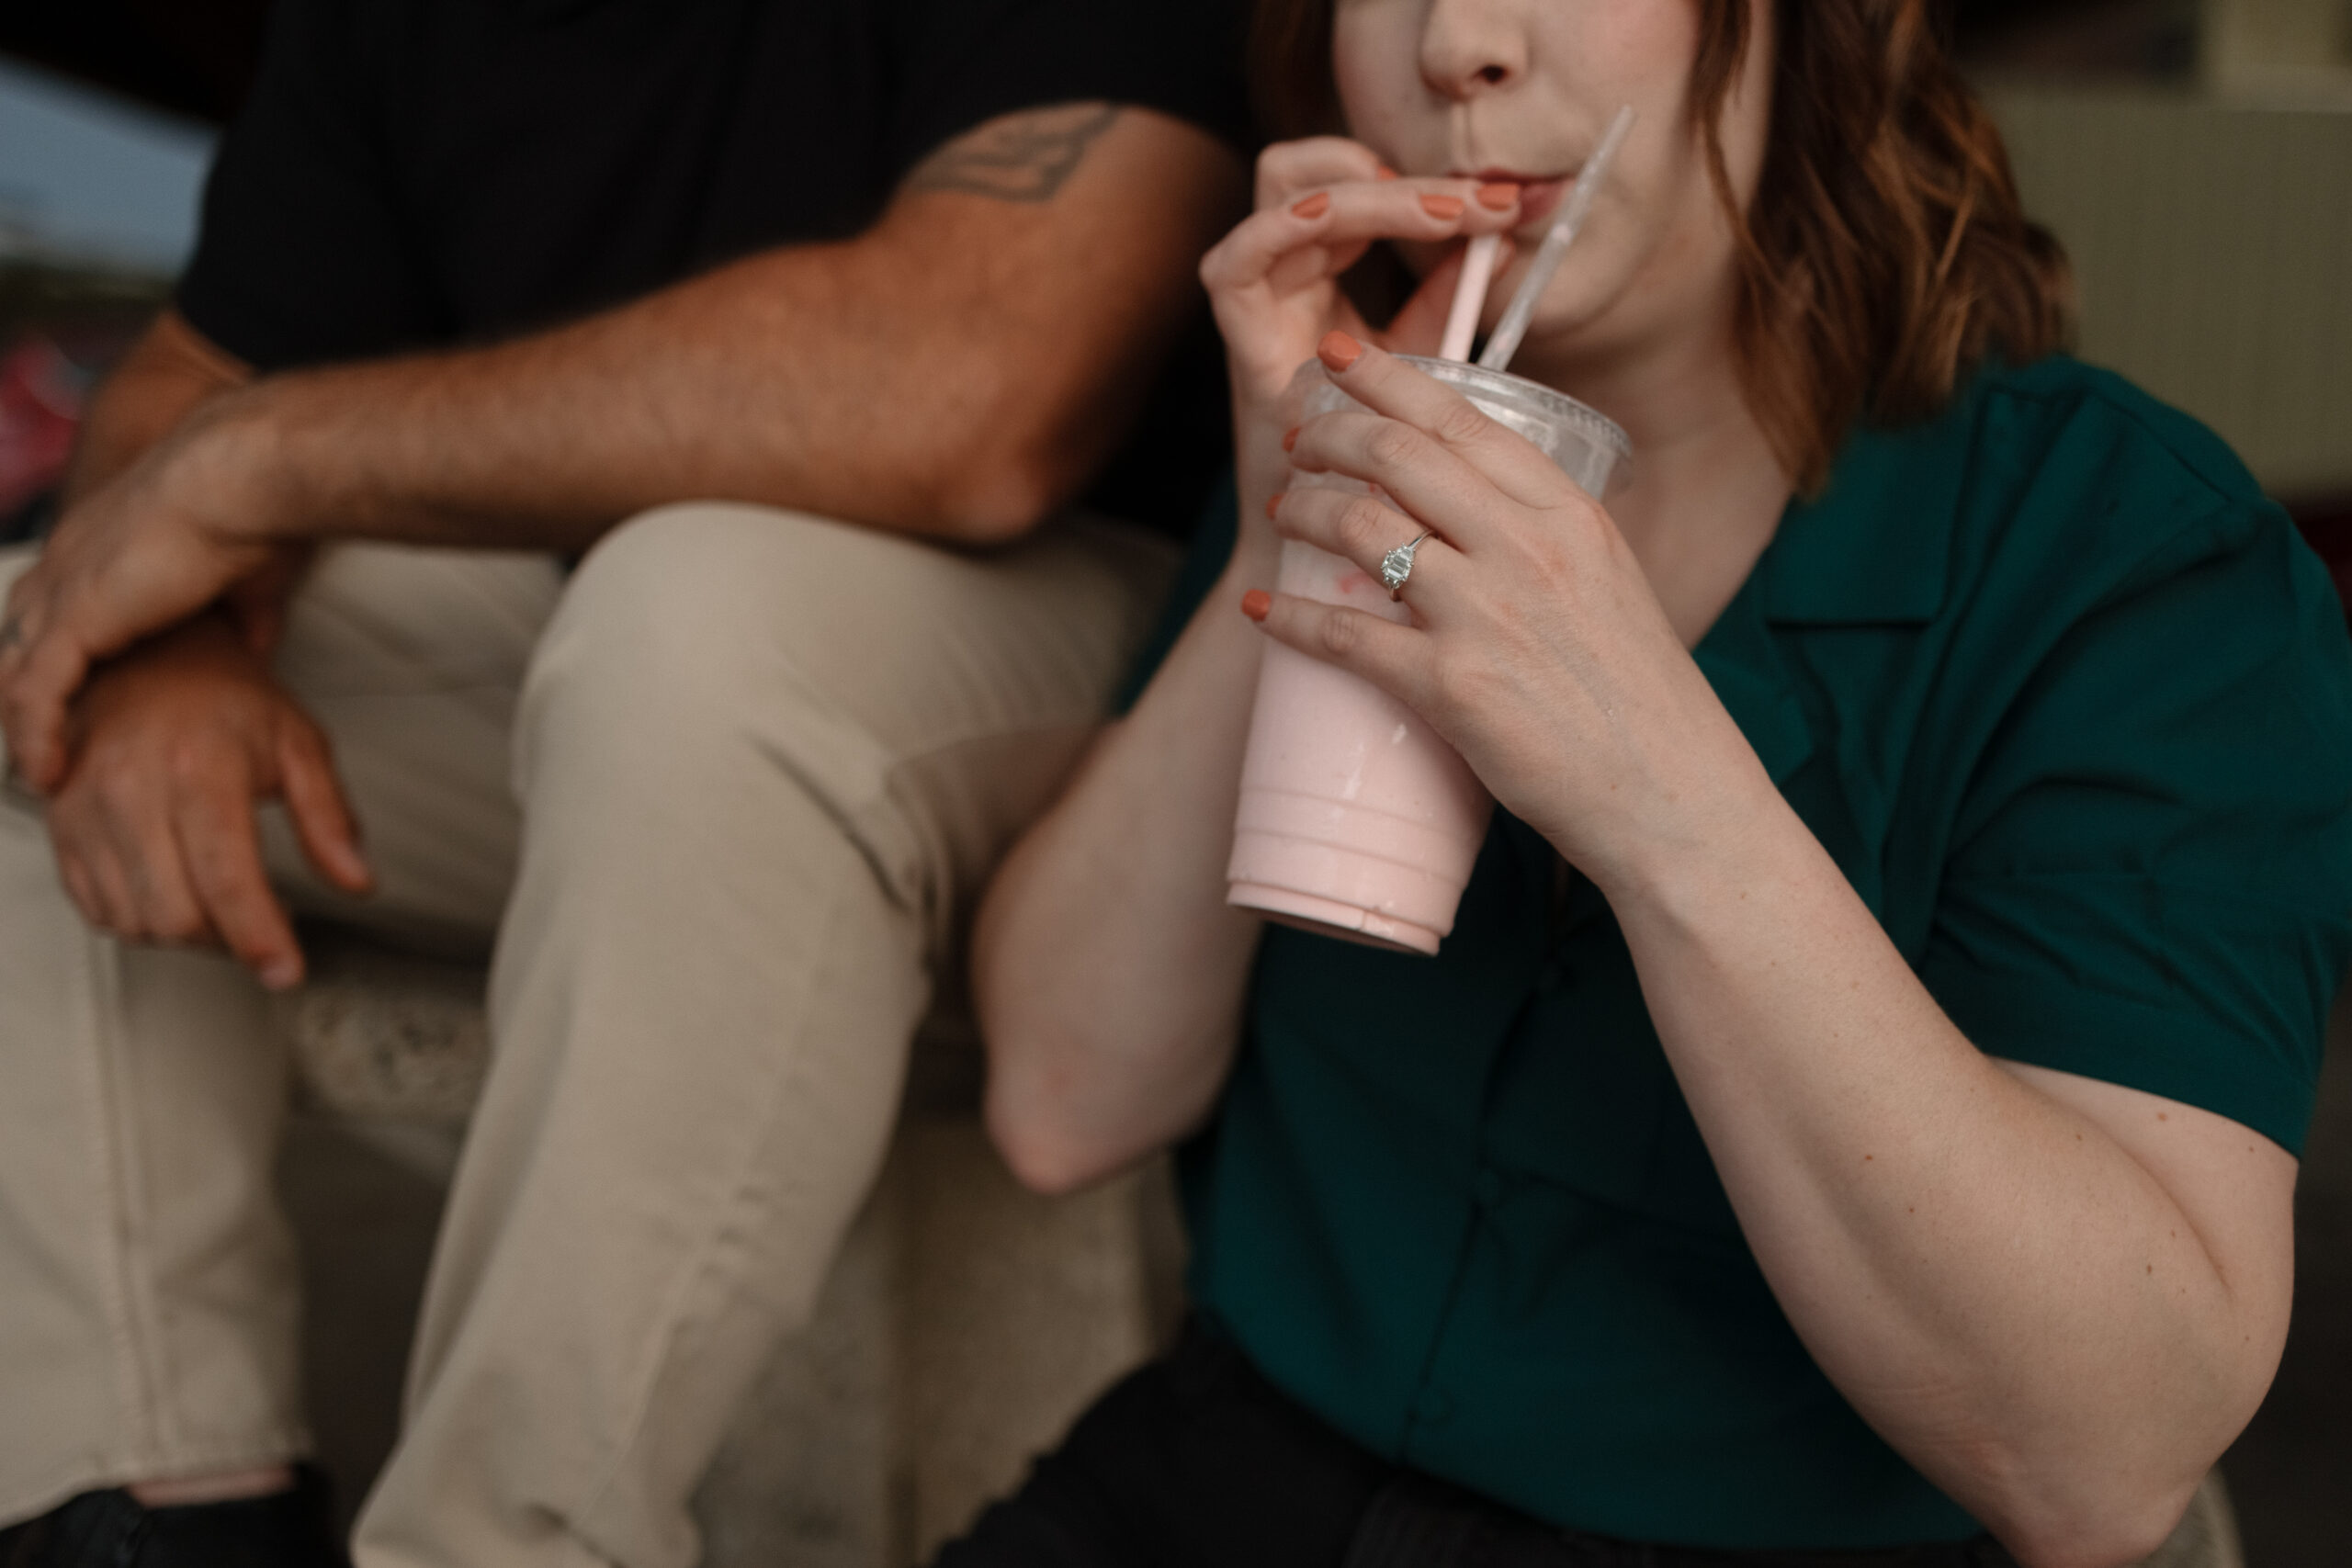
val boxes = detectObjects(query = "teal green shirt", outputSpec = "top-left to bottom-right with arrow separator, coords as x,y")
1137,357 -> 2352,1548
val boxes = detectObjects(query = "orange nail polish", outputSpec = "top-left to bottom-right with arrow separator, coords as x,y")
1281,427 -> 1299,453
1291,191 -> 1331,220
1317,331 -> 1364,372
1419,193 -> 1464,220
1240,590 -> 1272,622
1374,165 -> 1399,181
1266,492 -> 1283,519
1476,182 -> 1520,209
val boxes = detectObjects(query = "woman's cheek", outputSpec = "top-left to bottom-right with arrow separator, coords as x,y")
1330,6 -> 1432,164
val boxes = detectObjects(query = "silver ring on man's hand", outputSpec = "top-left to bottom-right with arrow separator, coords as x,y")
1380,532 -> 1435,601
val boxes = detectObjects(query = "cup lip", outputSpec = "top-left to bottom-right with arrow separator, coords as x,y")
1395,354 -> 1633,464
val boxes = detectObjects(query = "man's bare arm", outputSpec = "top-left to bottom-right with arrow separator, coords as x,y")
61,310 -> 252,508
203,103 -> 1240,550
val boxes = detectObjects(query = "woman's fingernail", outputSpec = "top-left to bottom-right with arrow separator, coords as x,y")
1476,182 -> 1521,209
1419,193 -> 1464,220
1317,331 -> 1364,372
1291,191 -> 1331,220
1374,165 -> 1400,181
1240,590 -> 1272,623
1266,492 -> 1284,519
1281,427 -> 1299,452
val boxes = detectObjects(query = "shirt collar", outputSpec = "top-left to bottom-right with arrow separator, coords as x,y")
1689,395 -> 1976,784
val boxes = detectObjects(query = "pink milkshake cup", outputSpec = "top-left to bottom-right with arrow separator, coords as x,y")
1227,356 -> 1630,954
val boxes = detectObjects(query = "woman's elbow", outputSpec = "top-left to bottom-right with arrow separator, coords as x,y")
1991,1471 -> 2205,1568
983,1066 -> 1115,1197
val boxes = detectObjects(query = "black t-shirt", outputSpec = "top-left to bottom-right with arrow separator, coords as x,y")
176,0 -> 1253,532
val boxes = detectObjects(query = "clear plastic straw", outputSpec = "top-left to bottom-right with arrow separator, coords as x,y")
1476,105 -> 1635,374
1437,233 -> 1502,362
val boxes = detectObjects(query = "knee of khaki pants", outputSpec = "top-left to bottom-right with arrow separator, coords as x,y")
516,500 -> 1176,941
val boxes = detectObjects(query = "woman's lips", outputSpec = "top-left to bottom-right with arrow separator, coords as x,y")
1513,177 -> 1570,227
1452,168 -> 1572,227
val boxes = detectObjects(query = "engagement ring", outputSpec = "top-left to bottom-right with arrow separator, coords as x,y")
1379,532 -> 1435,601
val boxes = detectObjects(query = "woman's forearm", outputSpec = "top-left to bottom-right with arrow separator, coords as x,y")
1604,798 -> 2291,1563
974,548 -> 1276,1193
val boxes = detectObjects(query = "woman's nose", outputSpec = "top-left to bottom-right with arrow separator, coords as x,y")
1419,0 -> 1527,102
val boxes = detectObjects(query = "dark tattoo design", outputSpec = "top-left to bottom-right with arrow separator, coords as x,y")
907,102 -> 1121,203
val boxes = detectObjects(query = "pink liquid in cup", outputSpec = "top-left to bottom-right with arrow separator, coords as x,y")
1228,356 -> 1629,954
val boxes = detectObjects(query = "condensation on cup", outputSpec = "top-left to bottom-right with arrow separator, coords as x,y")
1227,355 -> 1631,955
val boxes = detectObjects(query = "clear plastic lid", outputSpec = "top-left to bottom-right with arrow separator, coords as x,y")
1400,355 -> 1631,499
1306,356 -> 1632,501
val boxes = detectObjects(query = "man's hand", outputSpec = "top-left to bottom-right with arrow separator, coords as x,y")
3,391 -> 300,791
45,614 -> 371,989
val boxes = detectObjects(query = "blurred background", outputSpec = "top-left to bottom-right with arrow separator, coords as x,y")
0,0 -> 2346,1560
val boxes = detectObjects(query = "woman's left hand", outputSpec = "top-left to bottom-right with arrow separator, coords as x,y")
1253,333 -> 1770,891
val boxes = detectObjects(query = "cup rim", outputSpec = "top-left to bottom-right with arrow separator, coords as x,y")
1395,354 -> 1633,464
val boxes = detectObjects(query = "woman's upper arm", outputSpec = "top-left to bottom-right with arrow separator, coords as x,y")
1996,1058 -> 2298,1357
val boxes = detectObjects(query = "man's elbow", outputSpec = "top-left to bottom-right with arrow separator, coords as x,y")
925,446 -> 1069,547
909,381 -> 1110,546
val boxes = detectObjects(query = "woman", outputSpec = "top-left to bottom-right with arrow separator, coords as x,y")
957,2 -> 2352,1563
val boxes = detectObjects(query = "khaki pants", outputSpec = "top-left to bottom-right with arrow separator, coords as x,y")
0,502 -> 1175,1568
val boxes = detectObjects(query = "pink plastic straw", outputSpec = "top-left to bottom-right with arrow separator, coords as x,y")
1437,233 -> 1502,362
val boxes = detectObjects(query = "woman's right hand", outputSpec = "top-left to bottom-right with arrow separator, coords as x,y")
1199,139 -> 1521,507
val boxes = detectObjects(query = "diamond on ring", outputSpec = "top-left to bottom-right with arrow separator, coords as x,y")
1380,532 -> 1434,600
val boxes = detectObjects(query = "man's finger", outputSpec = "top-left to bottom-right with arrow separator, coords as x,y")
52,841 -> 106,931
278,725 -> 371,896
101,781 -> 212,943
175,782 -> 303,989
80,837 -> 144,940
0,627 -> 93,794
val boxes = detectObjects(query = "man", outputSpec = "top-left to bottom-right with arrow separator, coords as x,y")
0,0 -> 1249,1562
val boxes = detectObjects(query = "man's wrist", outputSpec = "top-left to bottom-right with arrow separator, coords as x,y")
177,377 -> 316,545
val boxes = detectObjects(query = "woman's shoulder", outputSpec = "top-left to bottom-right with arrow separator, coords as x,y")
1773,355 -> 2300,631
1962,353 -> 2267,521
1917,353 -> 2306,618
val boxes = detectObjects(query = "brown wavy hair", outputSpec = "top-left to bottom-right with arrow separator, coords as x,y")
1252,0 -> 2073,491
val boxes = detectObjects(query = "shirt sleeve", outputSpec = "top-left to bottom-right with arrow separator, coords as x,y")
175,0 -> 447,371
1917,501 -> 2352,1155
882,0 -> 1255,180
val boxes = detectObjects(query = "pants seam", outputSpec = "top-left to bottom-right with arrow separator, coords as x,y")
561,863 -> 909,1566
80,932 -> 172,1461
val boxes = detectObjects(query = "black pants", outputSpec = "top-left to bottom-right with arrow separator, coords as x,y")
933,1322 -> 2019,1568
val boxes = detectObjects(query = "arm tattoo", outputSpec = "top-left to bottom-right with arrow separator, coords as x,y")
906,103 -> 1122,204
